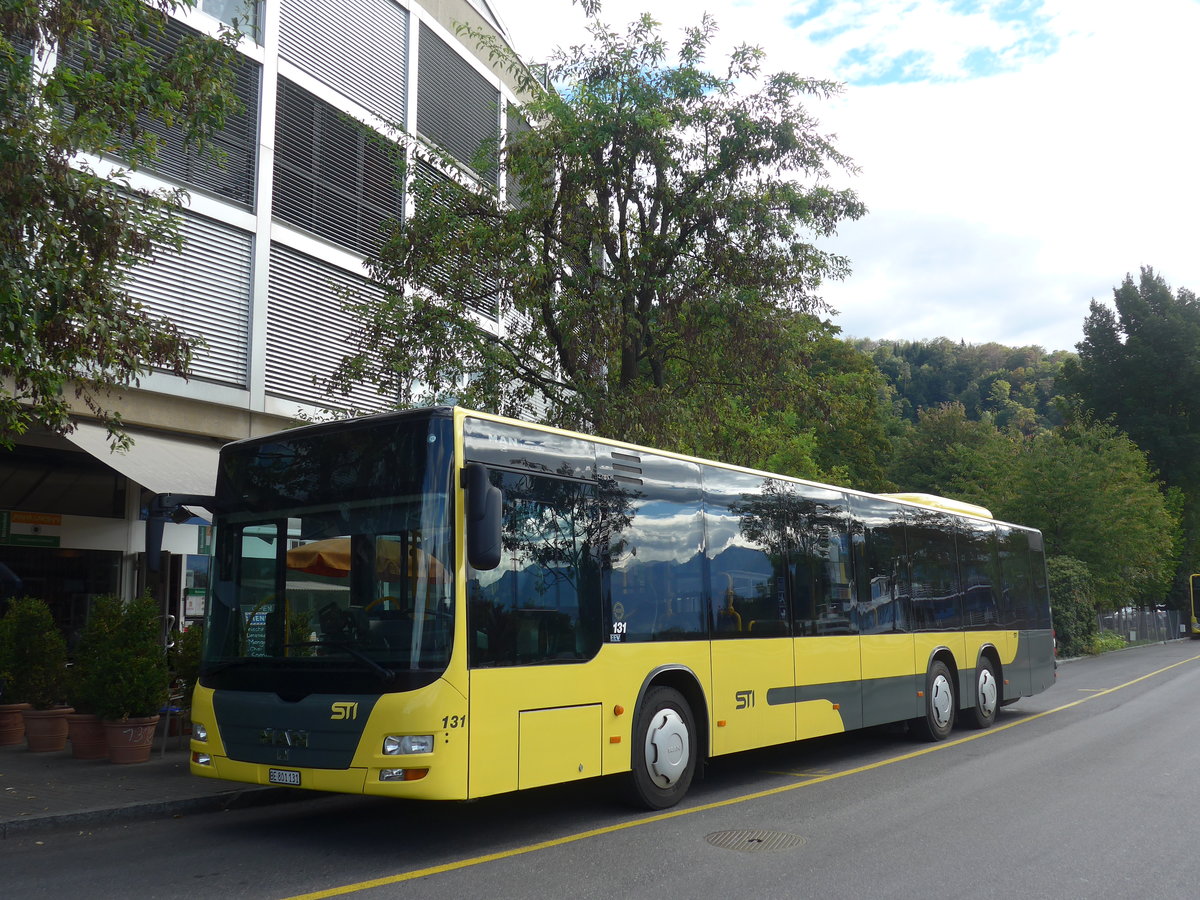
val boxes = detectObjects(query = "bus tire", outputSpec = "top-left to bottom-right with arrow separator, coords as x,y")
627,686 -> 696,810
964,657 -> 998,729
910,659 -> 956,741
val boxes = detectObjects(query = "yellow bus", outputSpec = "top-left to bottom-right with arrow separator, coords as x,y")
157,406 -> 1055,809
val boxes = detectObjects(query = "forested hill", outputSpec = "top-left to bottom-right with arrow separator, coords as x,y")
853,338 -> 1075,432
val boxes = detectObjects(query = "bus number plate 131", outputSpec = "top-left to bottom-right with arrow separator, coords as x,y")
269,768 -> 301,786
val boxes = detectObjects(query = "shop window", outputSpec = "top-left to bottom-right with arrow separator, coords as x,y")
0,547 -> 121,642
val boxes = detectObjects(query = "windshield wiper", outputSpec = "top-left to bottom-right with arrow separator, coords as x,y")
285,641 -> 396,684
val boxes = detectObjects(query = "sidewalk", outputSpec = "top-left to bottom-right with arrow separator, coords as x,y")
0,737 -> 310,838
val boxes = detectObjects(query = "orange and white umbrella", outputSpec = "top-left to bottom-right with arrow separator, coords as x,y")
285,538 -> 446,581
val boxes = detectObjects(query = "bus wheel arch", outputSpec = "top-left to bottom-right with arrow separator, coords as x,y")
911,651 -> 957,741
964,648 -> 1000,729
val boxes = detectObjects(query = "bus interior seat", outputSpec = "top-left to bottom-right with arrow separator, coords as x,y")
717,593 -> 742,634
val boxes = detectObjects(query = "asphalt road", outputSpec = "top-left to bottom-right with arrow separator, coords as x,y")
4,641 -> 1199,899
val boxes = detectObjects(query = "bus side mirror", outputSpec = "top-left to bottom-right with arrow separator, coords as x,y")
462,463 -> 502,571
145,493 -> 218,572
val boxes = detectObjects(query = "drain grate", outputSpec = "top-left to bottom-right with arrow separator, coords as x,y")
706,830 -> 807,853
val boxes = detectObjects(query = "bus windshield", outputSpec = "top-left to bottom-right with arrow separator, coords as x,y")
201,413 -> 455,693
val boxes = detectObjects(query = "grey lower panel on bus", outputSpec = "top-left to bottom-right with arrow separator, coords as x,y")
767,674 -> 934,732
862,673 -> 923,727
767,683 -> 861,731
1000,630 -> 1056,701
1025,630 -> 1056,694
213,691 -> 378,768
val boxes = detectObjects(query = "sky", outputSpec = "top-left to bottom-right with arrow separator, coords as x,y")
492,0 -> 1200,353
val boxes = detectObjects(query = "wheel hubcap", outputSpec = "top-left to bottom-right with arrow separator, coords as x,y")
644,708 -> 689,788
977,668 -> 997,718
930,674 -> 953,728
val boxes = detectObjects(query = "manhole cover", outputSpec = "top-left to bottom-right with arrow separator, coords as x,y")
706,830 -> 806,853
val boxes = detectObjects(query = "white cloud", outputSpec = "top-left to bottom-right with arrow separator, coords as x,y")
494,0 -> 1200,352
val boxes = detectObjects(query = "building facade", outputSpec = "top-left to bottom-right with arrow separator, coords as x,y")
0,0 -> 528,636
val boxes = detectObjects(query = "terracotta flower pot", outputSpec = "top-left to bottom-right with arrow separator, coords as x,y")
67,712 -> 108,760
102,715 -> 160,764
0,702 -> 31,746
22,706 -> 74,752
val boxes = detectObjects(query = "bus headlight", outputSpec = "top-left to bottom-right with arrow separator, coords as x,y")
193,722 -> 208,742
383,734 -> 434,755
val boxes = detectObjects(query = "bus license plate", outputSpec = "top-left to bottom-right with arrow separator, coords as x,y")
269,768 -> 301,786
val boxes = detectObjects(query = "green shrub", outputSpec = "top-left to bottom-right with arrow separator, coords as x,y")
1048,556 -> 1097,658
70,595 -> 124,715
0,612 -> 13,702
170,621 -> 204,695
2,597 -> 68,709
1088,631 -> 1127,654
77,594 -> 169,721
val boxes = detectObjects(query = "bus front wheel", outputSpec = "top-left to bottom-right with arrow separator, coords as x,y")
911,660 -> 956,741
627,686 -> 696,810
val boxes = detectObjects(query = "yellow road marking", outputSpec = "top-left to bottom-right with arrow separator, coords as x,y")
282,652 -> 1200,900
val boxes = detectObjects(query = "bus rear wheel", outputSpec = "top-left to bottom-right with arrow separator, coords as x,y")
911,660 -> 956,741
963,657 -> 998,729
627,686 -> 696,810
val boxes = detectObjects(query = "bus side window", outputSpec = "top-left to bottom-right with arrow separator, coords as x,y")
466,471 -> 602,666
703,469 -> 791,640
790,487 -> 855,636
604,453 -> 705,643
849,496 -> 910,635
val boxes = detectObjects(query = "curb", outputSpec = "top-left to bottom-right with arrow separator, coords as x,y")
1,784 -> 320,839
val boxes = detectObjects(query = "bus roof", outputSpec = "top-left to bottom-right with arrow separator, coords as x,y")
878,492 -> 993,520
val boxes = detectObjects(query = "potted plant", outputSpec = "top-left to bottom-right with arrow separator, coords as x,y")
3,597 -> 72,751
0,610 -> 28,746
66,595 -> 125,760
89,594 -> 170,764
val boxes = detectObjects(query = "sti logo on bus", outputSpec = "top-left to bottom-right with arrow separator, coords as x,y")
331,701 -> 359,721
735,690 -> 755,710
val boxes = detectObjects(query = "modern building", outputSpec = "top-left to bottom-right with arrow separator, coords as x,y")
0,0 -> 530,637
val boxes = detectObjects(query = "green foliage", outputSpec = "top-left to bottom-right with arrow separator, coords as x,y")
335,11 -> 867,460
169,621 -> 203,694
2,598 -> 69,709
0,0 -> 243,449
888,403 -> 1179,609
998,418 -> 1180,609
1047,556 -> 1097,658
861,338 -> 1070,432
1065,268 -> 1200,488
888,402 -> 1013,502
74,594 -> 168,721
70,595 -> 124,715
0,611 -> 12,700
1087,631 -> 1127,655
1062,267 -> 1200,606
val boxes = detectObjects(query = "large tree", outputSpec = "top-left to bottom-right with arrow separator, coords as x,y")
887,401 -> 1013,500
1061,267 -> 1200,602
1,0 -> 243,449
888,405 -> 1179,609
336,10 -> 866,455
862,337 -> 1069,431
1063,268 -> 1200,489
997,419 -> 1180,609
